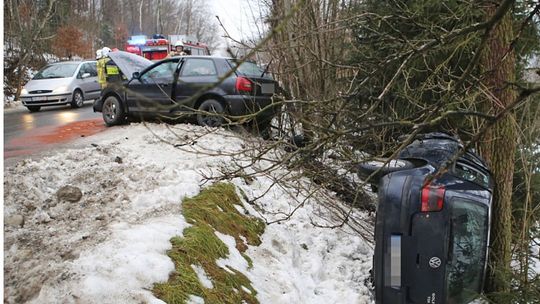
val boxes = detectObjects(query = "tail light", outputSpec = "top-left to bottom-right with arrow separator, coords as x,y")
236,77 -> 253,93
421,182 -> 445,212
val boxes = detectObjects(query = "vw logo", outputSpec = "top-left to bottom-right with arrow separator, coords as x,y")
429,257 -> 442,269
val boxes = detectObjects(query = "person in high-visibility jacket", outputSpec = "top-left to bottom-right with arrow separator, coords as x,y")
96,48 -> 110,89
96,47 -> 122,89
105,60 -> 121,83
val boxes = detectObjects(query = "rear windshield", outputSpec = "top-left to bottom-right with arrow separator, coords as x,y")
227,59 -> 269,77
33,63 -> 79,79
446,199 -> 489,303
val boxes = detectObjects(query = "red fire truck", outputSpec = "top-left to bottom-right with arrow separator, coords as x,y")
168,35 -> 210,56
125,35 -> 169,60
125,35 -> 210,60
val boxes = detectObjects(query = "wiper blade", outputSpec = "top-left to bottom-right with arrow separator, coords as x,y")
260,59 -> 273,77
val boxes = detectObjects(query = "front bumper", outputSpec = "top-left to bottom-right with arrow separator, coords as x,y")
21,93 -> 72,106
93,96 -> 104,112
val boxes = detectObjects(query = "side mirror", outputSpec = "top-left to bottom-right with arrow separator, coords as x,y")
132,72 -> 140,79
81,73 -> 91,79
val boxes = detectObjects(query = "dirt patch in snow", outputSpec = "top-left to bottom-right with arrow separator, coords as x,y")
4,140 -> 180,303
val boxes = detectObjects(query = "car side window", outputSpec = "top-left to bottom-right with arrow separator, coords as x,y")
88,62 -> 98,77
140,60 -> 178,83
78,63 -> 89,78
181,59 -> 217,77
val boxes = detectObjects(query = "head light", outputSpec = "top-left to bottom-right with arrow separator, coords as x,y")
21,88 -> 29,95
53,86 -> 69,93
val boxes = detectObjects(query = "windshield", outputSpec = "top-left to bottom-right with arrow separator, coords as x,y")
33,63 -> 79,79
227,60 -> 269,78
446,199 -> 489,303
454,162 -> 491,189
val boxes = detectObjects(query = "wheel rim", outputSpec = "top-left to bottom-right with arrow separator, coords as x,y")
200,104 -> 223,127
75,91 -> 83,106
103,100 -> 116,121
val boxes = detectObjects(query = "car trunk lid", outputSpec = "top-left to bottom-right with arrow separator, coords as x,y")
407,211 -> 448,303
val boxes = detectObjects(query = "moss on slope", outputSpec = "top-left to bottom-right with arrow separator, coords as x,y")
153,183 -> 265,304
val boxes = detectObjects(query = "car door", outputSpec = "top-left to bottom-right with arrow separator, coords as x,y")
126,59 -> 180,113
76,63 -> 96,99
174,58 -> 219,110
85,62 -> 101,100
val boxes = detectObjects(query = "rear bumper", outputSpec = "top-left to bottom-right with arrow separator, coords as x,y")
224,95 -> 277,119
21,93 -> 72,106
374,174 -> 410,304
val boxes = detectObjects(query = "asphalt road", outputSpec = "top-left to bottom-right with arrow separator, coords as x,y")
4,101 -> 106,159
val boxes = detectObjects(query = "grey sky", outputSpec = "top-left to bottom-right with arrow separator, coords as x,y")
210,0 -> 268,54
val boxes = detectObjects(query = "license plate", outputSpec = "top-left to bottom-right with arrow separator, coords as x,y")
389,235 -> 401,288
32,96 -> 47,101
261,83 -> 275,94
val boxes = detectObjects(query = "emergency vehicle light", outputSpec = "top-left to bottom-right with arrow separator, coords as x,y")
128,36 -> 147,45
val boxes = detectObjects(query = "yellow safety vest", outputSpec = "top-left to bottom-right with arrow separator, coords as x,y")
106,64 -> 119,75
97,57 -> 109,88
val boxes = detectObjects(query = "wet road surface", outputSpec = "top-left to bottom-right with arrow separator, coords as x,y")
4,103 -> 107,159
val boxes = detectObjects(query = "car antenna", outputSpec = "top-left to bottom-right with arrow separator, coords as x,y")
260,58 -> 273,77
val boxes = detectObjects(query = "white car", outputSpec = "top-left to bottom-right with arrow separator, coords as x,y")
20,61 -> 101,112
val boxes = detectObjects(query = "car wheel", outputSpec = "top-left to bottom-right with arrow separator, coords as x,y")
253,116 -> 273,139
70,89 -> 84,108
102,96 -> 125,126
27,106 -> 41,112
196,99 -> 225,127
358,159 -> 415,182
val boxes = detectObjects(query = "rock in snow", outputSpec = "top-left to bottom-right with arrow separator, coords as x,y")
5,214 -> 25,228
56,185 -> 83,202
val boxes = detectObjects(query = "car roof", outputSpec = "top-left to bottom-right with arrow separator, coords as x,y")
50,61 -> 96,65
177,55 -> 265,61
50,61 -> 82,64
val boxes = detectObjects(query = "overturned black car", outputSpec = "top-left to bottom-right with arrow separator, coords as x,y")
358,133 -> 493,304
93,51 -> 278,128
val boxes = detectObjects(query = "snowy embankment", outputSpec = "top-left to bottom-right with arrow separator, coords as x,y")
4,123 -> 374,304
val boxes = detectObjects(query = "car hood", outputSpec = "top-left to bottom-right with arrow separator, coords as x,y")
24,77 -> 73,92
108,51 -> 152,79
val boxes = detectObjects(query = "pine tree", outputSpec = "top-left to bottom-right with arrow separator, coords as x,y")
479,0 -> 517,295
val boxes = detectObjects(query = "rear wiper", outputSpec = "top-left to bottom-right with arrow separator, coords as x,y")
260,59 -> 273,77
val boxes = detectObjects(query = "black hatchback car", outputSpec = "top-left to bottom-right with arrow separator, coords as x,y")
358,133 -> 493,304
93,51 -> 277,128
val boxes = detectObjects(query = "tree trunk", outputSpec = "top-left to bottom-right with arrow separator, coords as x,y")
479,0 -> 517,295
139,0 -> 144,33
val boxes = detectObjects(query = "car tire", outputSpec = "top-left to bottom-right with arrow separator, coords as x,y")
27,106 -> 41,112
102,96 -> 125,126
70,89 -> 84,108
358,159 -> 415,182
196,99 -> 225,127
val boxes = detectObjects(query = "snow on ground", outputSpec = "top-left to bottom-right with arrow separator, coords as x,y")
4,122 -> 374,303
531,235 -> 540,275
3,99 -> 24,110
